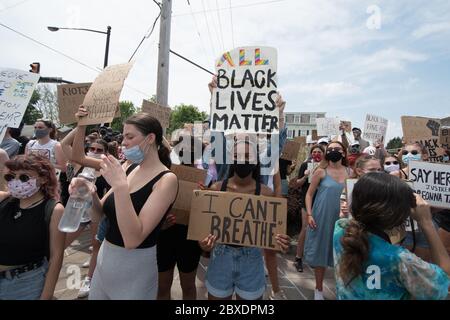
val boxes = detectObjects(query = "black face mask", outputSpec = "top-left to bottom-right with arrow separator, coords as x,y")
233,161 -> 256,178
325,150 -> 343,163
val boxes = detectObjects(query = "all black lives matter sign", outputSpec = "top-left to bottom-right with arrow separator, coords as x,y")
211,47 -> 279,134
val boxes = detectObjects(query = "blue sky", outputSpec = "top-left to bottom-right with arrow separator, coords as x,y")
1,0 -> 449,141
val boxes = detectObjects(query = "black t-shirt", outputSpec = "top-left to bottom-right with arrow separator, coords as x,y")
279,159 -> 292,180
0,199 -> 48,265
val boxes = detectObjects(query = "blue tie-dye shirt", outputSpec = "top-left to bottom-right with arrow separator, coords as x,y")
334,218 -> 449,300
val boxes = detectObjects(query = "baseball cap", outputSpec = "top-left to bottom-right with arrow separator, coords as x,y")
352,127 -> 362,132
318,137 -> 329,145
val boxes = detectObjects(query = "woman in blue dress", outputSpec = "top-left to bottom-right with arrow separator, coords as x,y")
304,141 -> 351,300
334,173 -> 450,300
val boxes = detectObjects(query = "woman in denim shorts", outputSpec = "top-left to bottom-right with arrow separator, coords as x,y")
199,139 -> 290,300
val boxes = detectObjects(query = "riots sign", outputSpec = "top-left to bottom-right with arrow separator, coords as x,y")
0,68 -> 40,140
363,114 -> 388,143
79,63 -> 133,125
211,47 -> 279,134
401,116 -> 445,163
187,190 -> 287,250
409,161 -> 450,209
57,83 -> 92,124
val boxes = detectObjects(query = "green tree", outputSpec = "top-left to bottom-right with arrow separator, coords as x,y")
167,104 -> 207,135
111,101 -> 137,132
35,84 -> 59,124
22,90 -> 43,124
387,137 -> 403,150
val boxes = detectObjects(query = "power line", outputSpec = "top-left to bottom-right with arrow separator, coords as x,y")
173,0 -> 287,17
169,49 -> 214,76
128,2 -> 162,62
0,21 -> 150,99
201,0 -> 217,59
229,0 -> 235,48
0,0 -> 32,14
0,21 -> 101,73
215,0 -> 226,51
186,0 -> 210,64
205,0 -> 222,53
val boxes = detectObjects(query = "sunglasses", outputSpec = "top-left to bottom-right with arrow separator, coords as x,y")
402,150 -> 419,156
327,147 -> 343,153
385,161 -> 399,166
88,147 -> 105,153
4,173 -> 32,183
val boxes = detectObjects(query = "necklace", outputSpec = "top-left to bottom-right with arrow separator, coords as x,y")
13,197 -> 45,220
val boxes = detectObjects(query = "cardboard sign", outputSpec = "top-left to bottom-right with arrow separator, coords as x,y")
315,118 -> 340,137
409,161 -> 450,209
293,136 -> 306,146
187,190 -> 287,250
79,63 -> 133,125
345,178 -> 358,208
171,164 -> 207,225
363,114 -> 388,143
280,140 -> 301,161
211,47 -> 279,134
142,99 -> 171,129
57,83 -> 92,124
311,130 -> 318,142
0,68 -> 40,128
341,121 -> 352,133
401,116 -> 445,163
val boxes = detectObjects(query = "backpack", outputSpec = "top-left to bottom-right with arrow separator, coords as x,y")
0,197 -> 59,260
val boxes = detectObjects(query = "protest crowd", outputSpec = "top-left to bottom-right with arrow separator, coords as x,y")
1,53 -> 450,301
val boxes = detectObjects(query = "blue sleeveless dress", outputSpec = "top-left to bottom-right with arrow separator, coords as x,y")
304,170 -> 345,268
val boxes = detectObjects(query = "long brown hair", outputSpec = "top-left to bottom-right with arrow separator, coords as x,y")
5,154 -> 59,200
319,140 -> 348,168
339,172 -> 416,286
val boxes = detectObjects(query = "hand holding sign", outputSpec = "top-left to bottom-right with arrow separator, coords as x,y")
199,234 -> 217,252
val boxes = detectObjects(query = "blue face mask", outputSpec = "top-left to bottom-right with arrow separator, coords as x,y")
443,155 -> 449,162
123,137 -> 149,164
402,153 -> 421,165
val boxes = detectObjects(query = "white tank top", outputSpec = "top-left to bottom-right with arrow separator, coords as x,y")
27,139 -> 58,165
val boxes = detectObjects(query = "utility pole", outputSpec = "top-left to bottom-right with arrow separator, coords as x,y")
156,0 -> 172,108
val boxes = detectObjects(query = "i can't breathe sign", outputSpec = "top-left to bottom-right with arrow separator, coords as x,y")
210,47 -> 279,134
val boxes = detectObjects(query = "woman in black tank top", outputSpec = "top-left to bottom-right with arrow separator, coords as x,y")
0,154 -> 65,300
71,107 -> 178,300
198,138 -> 290,300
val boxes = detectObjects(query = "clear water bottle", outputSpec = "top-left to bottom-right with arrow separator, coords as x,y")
58,167 -> 96,233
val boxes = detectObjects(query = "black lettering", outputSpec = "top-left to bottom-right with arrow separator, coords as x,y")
241,114 -> 251,130
269,201 -> 281,222
265,90 -> 277,111
210,216 -> 221,238
241,69 -> 255,88
260,222 -> 267,247
254,70 -> 266,88
232,219 -> 242,244
202,194 -> 219,214
268,223 -> 277,248
242,198 -> 256,220
229,114 -> 241,130
229,197 -> 242,218
252,92 -> 265,111
256,199 -> 267,221
242,220 -> 253,245
215,92 -> 226,110
253,114 -> 262,132
217,69 -> 229,89
212,113 -> 229,131
253,220 -> 261,245
236,91 -> 252,110
230,70 -> 243,88
267,69 -> 277,88
222,216 -> 231,243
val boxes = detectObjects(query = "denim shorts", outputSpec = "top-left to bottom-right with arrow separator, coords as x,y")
0,260 -> 48,300
205,244 -> 266,300
402,220 -> 438,249
95,217 -> 109,242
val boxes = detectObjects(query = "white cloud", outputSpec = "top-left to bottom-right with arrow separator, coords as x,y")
412,22 -> 450,39
284,81 -> 361,97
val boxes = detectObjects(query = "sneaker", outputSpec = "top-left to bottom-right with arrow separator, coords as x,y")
314,289 -> 324,300
294,257 -> 303,272
269,289 -> 288,300
82,259 -> 90,268
77,277 -> 91,299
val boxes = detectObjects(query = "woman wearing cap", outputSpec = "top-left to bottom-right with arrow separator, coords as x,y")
304,141 -> 352,300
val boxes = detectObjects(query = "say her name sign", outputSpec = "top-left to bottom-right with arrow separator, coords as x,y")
0,68 -> 39,129
409,161 -> 450,209
211,47 -> 278,134
187,190 -> 287,250
79,62 -> 133,125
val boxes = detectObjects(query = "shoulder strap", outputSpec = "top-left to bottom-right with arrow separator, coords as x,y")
255,180 -> 261,196
44,199 -> 59,260
146,170 -> 172,189
126,163 -> 139,176
220,178 -> 229,191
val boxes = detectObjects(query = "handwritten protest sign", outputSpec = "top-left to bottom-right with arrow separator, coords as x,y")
79,63 -> 132,125
315,118 -> 340,137
307,162 -> 319,183
0,68 -> 40,129
187,190 -> 287,250
363,114 -> 388,143
440,127 -> 450,146
280,140 -> 301,161
409,161 -> 450,209
401,116 -> 445,163
312,130 -> 318,141
211,47 -> 278,134
57,83 -> 91,124
142,99 -> 171,129
171,164 -> 207,225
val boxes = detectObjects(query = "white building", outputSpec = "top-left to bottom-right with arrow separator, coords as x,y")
284,112 -> 326,139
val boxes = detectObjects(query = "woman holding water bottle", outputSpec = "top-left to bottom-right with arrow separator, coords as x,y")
0,154 -> 65,300
69,106 -> 178,300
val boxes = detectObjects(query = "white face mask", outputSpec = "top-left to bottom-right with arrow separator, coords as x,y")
7,178 -> 40,199
384,164 -> 400,173
87,152 -> 102,159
